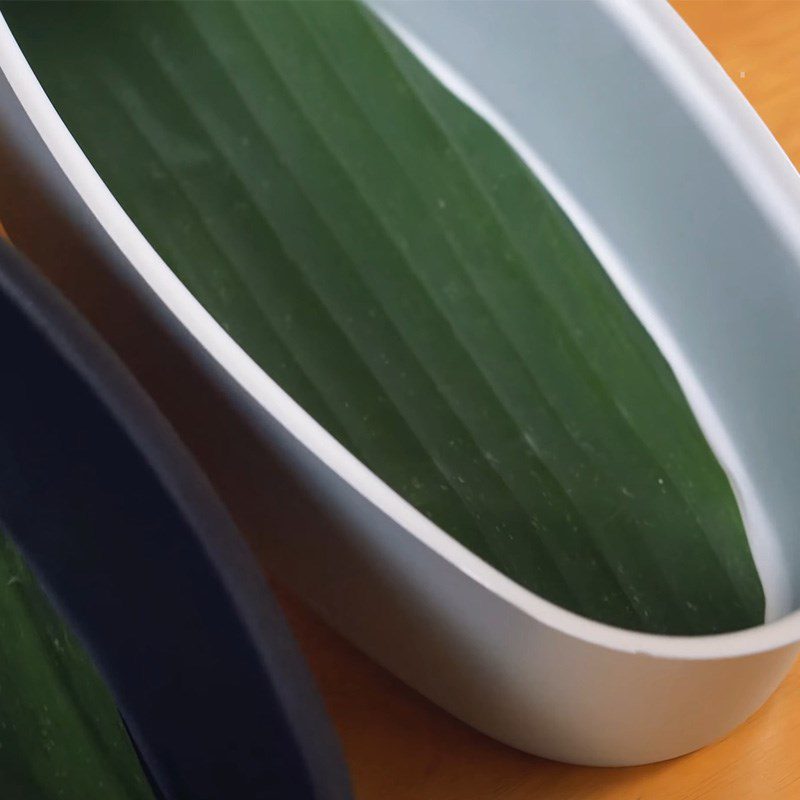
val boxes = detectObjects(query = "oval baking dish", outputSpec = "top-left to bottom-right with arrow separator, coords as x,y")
1,0 -> 800,766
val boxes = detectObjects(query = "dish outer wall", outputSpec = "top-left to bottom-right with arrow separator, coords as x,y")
1,0 -> 800,764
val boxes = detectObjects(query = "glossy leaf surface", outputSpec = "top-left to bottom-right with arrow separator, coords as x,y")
3,0 -> 765,634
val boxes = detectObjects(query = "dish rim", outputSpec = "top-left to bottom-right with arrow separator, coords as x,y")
3,0 -> 800,660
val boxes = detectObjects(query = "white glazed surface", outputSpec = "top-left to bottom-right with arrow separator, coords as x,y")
1,0 -> 800,765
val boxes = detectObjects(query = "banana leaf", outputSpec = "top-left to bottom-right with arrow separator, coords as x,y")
0,531 -> 154,799
2,0 -> 765,634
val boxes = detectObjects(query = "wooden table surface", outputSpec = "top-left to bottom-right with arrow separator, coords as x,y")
274,3 -> 800,799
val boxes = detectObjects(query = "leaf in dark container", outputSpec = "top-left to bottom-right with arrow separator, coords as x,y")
0,532 -> 154,799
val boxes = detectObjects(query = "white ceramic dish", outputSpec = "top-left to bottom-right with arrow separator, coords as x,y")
1,0 -> 800,766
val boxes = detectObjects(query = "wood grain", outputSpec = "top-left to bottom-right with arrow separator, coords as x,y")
672,1 -> 800,170
276,3 -> 800,798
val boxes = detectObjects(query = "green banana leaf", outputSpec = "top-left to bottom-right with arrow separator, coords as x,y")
0,531 -> 154,799
3,0 -> 765,634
